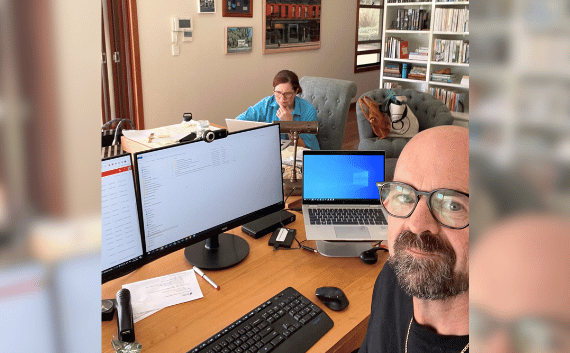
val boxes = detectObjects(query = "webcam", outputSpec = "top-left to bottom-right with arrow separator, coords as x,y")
203,129 -> 228,143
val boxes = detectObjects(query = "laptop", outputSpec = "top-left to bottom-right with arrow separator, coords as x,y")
225,118 -> 291,150
225,118 -> 269,132
302,150 -> 388,241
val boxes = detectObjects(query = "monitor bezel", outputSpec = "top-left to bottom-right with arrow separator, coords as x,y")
101,153 -> 147,284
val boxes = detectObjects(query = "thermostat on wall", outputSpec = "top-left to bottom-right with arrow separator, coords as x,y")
172,16 -> 192,31
182,31 -> 193,42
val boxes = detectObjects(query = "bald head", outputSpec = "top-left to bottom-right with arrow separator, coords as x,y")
395,126 -> 469,193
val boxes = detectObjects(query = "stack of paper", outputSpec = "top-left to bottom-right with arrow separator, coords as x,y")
122,269 -> 204,323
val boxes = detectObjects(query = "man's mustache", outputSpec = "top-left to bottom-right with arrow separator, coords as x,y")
395,230 -> 455,259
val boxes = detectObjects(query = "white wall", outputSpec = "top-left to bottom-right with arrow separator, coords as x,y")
137,0 -> 380,129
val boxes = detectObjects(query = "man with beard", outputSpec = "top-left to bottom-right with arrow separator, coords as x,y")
358,126 -> 469,353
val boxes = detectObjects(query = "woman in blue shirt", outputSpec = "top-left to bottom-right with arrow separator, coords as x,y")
236,70 -> 320,150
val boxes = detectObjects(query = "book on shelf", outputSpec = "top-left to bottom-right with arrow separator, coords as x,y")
409,52 -> 428,61
400,41 -> 409,59
431,74 -> 458,83
460,75 -> 469,85
384,73 -> 403,78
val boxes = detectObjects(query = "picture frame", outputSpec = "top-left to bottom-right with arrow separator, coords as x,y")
222,0 -> 253,18
198,0 -> 216,13
225,27 -> 253,54
262,0 -> 321,54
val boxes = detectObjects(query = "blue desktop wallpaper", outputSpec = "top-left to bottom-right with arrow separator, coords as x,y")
303,154 -> 385,200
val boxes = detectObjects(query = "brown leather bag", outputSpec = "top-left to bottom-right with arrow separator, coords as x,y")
358,96 -> 391,140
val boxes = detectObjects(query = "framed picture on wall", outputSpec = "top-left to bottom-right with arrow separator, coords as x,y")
198,0 -> 216,13
225,27 -> 253,54
262,0 -> 321,54
222,0 -> 253,17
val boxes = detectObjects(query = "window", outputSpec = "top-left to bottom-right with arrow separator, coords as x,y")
354,0 -> 383,73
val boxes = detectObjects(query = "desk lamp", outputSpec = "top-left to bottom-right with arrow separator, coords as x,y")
278,121 -> 318,196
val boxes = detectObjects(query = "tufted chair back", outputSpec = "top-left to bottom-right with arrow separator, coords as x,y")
299,76 -> 357,150
356,88 -> 454,158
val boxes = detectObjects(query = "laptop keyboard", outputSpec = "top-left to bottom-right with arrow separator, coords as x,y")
308,208 -> 387,225
188,287 -> 333,353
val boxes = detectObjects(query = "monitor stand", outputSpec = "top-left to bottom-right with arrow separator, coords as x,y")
184,233 -> 249,270
315,240 -> 377,257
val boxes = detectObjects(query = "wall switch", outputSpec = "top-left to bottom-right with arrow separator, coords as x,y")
172,44 -> 179,56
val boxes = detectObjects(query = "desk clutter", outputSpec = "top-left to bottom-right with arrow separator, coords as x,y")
121,119 -> 221,150
188,287 -> 333,353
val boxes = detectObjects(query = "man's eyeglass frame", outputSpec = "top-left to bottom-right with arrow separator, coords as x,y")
376,181 -> 469,230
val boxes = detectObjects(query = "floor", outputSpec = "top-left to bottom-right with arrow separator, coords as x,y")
342,104 -> 359,150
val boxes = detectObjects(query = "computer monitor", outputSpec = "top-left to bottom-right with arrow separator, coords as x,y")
133,124 -> 284,270
101,154 -> 145,283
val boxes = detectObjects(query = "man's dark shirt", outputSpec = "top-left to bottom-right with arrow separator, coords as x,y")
358,264 -> 469,353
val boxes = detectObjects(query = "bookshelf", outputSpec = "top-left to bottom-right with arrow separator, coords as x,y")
380,0 -> 469,126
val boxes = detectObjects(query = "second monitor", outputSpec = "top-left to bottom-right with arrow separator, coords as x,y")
133,124 -> 284,270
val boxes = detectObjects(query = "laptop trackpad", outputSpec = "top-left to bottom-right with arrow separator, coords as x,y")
334,226 -> 371,239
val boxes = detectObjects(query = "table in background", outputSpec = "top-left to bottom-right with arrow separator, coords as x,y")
101,202 -> 388,353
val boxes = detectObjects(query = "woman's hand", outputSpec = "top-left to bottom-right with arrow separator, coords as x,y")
276,106 -> 293,121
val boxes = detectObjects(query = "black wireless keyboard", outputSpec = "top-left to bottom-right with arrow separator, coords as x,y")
188,287 -> 334,353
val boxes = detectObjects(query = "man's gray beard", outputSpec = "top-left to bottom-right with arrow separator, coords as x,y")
388,230 -> 469,300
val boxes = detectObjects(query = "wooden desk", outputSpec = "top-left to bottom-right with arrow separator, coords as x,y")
102,205 -> 388,353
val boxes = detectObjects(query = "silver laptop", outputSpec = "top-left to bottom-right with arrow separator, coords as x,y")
225,118 -> 269,132
302,150 -> 388,241
226,119 -> 291,150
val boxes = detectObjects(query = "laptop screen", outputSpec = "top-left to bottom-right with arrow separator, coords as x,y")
302,151 -> 385,204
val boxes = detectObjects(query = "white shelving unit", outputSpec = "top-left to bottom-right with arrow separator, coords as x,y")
380,0 -> 469,126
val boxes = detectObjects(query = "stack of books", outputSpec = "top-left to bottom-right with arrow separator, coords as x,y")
408,66 -> 426,81
384,63 -> 401,78
433,39 -> 469,63
431,72 -> 457,83
408,47 -> 429,61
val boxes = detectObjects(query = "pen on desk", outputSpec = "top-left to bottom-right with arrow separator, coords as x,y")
194,267 -> 220,290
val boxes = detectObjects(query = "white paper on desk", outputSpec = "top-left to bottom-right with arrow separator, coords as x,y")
132,308 -> 161,323
281,146 -> 309,166
122,269 -> 204,319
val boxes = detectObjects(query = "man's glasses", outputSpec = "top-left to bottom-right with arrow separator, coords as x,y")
376,181 -> 469,229
471,306 -> 570,352
273,90 -> 295,99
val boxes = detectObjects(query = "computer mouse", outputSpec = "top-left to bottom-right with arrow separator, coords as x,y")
315,286 -> 349,311
360,249 -> 378,264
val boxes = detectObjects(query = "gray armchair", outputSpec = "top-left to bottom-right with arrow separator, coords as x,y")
299,76 -> 357,150
356,88 -> 454,158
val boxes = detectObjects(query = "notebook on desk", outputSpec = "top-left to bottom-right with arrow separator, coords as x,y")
302,150 -> 388,241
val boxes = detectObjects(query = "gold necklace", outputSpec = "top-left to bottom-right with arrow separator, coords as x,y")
405,317 -> 469,353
